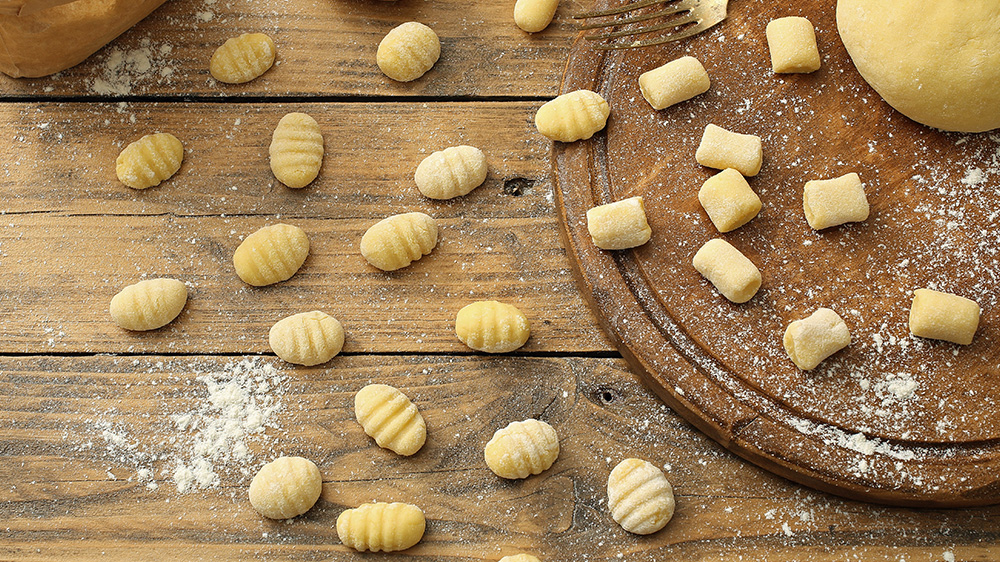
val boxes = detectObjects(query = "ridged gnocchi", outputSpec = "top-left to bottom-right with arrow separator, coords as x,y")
500,555 -> 542,562
209,32 -> 276,84
484,419 -> 559,479
534,89 -> 610,142
514,0 -> 559,33
233,223 -> 310,286
455,300 -> 530,353
268,311 -> 345,366
109,278 -> 187,331
607,458 -> 675,535
248,456 -> 323,520
269,112 -> 324,189
377,22 -> 440,82
115,132 -> 184,190
354,383 -> 427,456
360,212 -> 438,271
414,145 -> 488,200
337,502 -> 426,552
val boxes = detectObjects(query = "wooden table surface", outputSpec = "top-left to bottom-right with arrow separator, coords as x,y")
0,0 -> 996,560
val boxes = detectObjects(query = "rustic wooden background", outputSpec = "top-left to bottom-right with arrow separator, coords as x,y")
0,0 -> 996,560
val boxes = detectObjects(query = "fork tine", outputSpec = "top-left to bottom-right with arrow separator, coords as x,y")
586,11 -> 697,41
578,4 -> 691,31
590,13 -> 720,49
573,0 -> 670,20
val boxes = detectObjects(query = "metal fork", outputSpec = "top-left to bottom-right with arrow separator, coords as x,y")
574,0 -> 728,50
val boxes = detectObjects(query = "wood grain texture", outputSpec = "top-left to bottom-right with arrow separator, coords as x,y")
0,101 -> 609,354
554,1 -> 1000,506
0,0 -> 586,98
2,355 -> 997,561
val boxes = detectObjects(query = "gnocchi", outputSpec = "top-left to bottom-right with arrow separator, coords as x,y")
209,32 -> 276,84
455,300 -> 531,353
269,112 -> 324,189
698,168 -> 762,233
607,458 -> 675,535
586,196 -> 652,250
484,419 -> 559,479
109,278 -> 187,331
414,145 -> 488,200
377,22 -> 440,82
500,555 -> 541,562
248,456 -> 323,520
639,56 -> 711,110
233,223 -> 310,286
268,311 -> 345,366
783,308 -> 851,370
514,0 -> 558,33
535,89 -> 610,142
115,132 -> 184,190
360,212 -> 439,271
695,124 -> 763,177
766,17 -> 821,74
337,502 -> 426,552
354,383 -> 427,456
909,288 -> 981,345
803,173 -> 870,230
692,238 -> 761,303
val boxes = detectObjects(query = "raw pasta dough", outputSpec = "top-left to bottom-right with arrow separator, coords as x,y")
695,124 -> 763,177
908,288 -> 981,345
337,502 -> 426,552
514,0 -> 558,33
586,196 -> 652,250
783,308 -> 851,370
607,458 -> 675,535
766,17 -> 821,74
354,383 -> 427,456
837,0 -> 1000,132
692,239 -> 761,303
484,419 -> 559,479
698,168 -> 761,233
248,456 -> 322,520
803,172 -> 869,230
638,56 -> 710,110
109,278 -> 187,331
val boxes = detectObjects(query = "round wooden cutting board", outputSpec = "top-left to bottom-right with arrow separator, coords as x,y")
554,1 -> 1000,506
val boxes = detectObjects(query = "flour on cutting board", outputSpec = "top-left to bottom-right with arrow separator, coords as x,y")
76,357 -> 288,493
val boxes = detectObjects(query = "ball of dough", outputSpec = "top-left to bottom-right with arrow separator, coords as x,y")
837,0 -> 1000,132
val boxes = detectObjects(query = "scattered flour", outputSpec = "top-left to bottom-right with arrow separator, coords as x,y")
90,37 -> 176,95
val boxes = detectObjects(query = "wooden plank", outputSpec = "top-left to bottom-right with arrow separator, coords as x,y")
0,0 -> 585,98
0,100 -> 610,354
1,355 -> 996,561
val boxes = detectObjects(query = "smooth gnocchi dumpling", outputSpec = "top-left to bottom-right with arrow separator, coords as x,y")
360,212 -> 438,271
535,89 -> 610,142
586,196 -> 652,250
269,112 -> 324,188
268,311 -> 345,366
115,132 -> 184,190
607,458 -> 675,535
354,383 -> 427,456
209,32 -> 276,84
698,168 -> 762,233
337,502 -> 426,552
414,145 -> 488,199
484,419 -> 559,479
455,300 -> 531,353
692,238 -> 761,303
500,555 -> 542,562
248,456 -> 322,520
803,173 -> 870,230
639,56 -> 711,110
766,17 -> 821,74
783,308 -> 851,370
377,22 -> 441,82
695,124 -> 763,177
909,288 -> 981,345
514,0 -> 558,33
233,223 -> 310,286
109,278 -> 187,331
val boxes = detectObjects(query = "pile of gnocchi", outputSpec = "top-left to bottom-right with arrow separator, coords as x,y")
550,16 -> 982,373
104,0 -> 682,555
